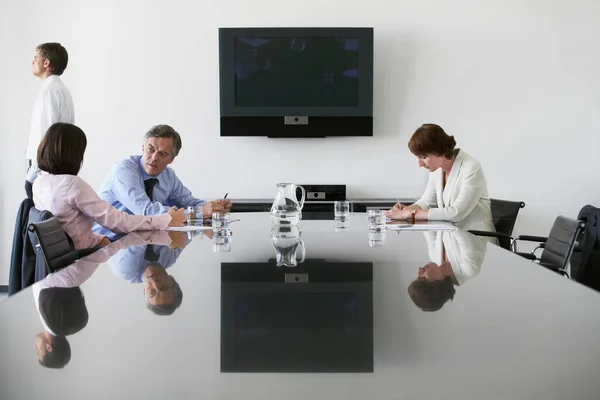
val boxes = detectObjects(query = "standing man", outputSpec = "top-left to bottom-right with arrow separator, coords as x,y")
94,124 -> 232,239
25,42 -> 74,199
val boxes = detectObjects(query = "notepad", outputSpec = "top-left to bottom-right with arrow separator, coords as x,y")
167,225 -> 213,232
386,221 -> 455,231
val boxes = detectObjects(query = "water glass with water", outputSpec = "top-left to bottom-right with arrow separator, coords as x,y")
186,205 -> 204,225
334,200 -> 350,219
212,213 -> 231,234
367,210 -> 386,232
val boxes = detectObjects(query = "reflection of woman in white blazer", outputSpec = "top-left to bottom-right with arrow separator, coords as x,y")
387,124 -> 495,232
408,229 -> 488,312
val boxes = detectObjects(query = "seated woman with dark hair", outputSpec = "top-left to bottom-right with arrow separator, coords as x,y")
408,229 -> 487,312
32,123 -> 186,248
387,123 -> 494,232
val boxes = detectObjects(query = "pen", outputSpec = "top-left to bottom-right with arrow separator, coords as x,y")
397,197 -> 401,209
223,193 -> 228,201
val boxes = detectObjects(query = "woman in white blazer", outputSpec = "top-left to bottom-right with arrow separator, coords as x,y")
387,124 -> 495,232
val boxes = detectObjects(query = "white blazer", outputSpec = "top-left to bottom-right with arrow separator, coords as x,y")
423,229 -> 488,286
414,149 -> 495,232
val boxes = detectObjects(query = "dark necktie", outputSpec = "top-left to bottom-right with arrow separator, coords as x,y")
144,178 -> 159,201
143,178 -> 159,262
144,244 -> 159,262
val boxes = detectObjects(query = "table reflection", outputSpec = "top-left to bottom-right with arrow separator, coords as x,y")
33,232 -> 155,368
108,231 -> 191,316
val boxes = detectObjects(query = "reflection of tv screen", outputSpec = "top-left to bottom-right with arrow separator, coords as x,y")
221,260 -> 373,372
235,293 -> 362,370
219,28 -> 374,137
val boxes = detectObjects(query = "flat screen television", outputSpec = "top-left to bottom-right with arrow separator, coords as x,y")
219,27 -> 374,137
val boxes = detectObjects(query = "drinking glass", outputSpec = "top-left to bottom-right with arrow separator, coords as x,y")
334,200 -> 350,219
212,213 -> 231,235
367,210 -> 386,232
186,205 -> 204,225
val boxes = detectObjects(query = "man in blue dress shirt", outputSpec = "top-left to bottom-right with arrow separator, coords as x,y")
94,124 -> 232,238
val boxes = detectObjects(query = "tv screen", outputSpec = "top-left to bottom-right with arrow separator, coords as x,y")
219,28 -> 374,137
234,36 -> 359,107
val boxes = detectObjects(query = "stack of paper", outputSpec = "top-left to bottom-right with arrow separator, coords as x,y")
385,221 -> 455,231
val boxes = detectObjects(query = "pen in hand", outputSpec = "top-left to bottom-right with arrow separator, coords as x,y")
223,193 -> 228,201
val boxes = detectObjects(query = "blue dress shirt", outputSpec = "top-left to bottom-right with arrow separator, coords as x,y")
93,155 -> 204,238
108,243 -> 185,283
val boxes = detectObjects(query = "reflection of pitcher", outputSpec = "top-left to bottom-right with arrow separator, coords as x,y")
270,183 -> 305,225
271,226 -> 306,267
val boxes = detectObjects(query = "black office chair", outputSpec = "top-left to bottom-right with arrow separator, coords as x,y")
570,205 -> 600,290
28,216 -> 101,275
468,199 -> 526,250
512,216 -> 585,278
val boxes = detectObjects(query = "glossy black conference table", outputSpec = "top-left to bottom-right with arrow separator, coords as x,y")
2,213 -> 600,400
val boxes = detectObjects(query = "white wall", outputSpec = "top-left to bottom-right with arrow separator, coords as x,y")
1,0 -> 599,284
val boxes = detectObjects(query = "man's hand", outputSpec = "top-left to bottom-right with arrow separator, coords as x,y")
168,231 -> 187,249
204,199 -> 232,217
167,207 -> 186,227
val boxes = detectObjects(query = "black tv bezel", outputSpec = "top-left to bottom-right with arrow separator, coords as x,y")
218,27 -> 374,138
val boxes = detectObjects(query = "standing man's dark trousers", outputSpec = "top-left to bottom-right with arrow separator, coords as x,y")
25,160 -> 33,199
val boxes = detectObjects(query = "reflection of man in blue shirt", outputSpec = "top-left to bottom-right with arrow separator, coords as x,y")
108,231 -> 188,316
93,124 -> 231,238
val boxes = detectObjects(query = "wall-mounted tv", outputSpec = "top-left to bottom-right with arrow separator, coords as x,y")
219,27 -> 374,138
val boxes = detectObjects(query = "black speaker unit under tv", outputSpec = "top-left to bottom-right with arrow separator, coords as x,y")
219,27 -> 374,138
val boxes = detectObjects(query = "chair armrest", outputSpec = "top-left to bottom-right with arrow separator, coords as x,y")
516,235 -> 548,243
538,261 -> 559,271
468,230 -> 511,239
516,252 -> 537,260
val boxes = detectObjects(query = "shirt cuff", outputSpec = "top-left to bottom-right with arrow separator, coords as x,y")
414,200 -> 429,211
152,213 -> 173,230
93,233 -> 107,247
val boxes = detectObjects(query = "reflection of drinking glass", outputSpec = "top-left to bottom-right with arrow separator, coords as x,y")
368,230 -> 386,247
334,218 -> 350,231
334,200 -> 350,220
367,210 -> 386,232
213,234 -> 232,253
186,205 -> 204,225
212,213 -> 231,235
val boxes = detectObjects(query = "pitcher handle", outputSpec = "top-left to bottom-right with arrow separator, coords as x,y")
296,185 -> 306,210
296,240 -> 306,264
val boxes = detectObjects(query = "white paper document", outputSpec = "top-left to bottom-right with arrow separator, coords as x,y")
386,221 -> 456,231
167,225 -> 213,232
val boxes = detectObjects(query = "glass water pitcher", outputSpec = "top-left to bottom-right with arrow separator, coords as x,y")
270,183 -> 305,225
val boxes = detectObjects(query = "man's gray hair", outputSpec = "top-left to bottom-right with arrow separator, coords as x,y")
144,124 -> 182,157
